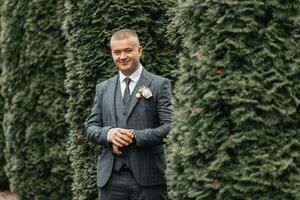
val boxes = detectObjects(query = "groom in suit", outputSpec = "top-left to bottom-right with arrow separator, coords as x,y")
85,29 -> 172,200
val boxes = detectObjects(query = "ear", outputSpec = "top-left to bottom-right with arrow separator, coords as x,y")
138,46 -> 143,57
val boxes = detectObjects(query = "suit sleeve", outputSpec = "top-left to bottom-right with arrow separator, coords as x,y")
84,83 -> 112,147
134,79 -> 173,146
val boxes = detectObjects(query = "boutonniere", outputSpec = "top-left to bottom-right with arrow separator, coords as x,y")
136,86 -> 153,99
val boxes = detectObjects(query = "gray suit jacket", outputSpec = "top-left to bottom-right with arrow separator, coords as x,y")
85,68 -> 172,187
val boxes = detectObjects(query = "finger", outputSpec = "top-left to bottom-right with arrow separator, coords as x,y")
116,133 -> 132,144
113,145 -> 122,155
119,129 -> 134,139
127,129 -> 135,138
117,135 -> 132,146
114,144 -> 122,155
113,148 -> 121,155
116,131 -> 132,142
116,137 -> 131,146
112,137 -> 124,147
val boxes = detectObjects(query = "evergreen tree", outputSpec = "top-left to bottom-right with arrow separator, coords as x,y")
0,72 -> 8,190
64,0 -> 176,199
0,70 -> 8,190
0,93 -> 7,190
1,0 -> 72,199
0,92 -> 7,189
168,1 -> 300,199
0,0 -> 9,190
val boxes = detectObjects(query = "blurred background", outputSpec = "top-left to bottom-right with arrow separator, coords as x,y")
0,0 -> 299,200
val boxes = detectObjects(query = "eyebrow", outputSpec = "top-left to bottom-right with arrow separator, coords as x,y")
112,48 -> 133,52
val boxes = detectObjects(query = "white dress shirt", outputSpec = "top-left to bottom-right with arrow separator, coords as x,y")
119,64 -> 142,97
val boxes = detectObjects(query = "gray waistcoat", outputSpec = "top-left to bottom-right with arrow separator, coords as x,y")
113,80 -> 132,171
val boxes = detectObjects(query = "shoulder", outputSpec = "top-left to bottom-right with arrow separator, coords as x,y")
144,69 -> 171,86
95,75 -> 118,90
97,75 -> 117,87
95,80 -> 107,90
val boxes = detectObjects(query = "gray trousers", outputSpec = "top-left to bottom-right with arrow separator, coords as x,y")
98,169 -> 167,200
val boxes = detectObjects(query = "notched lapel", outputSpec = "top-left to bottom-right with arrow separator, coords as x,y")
107,75 -> 118,127
124,69 -> 153,118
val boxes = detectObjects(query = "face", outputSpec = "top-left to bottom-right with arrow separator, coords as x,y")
111,36 -> 142,76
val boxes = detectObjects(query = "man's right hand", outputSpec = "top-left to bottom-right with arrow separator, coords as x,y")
108,128 -> 134,149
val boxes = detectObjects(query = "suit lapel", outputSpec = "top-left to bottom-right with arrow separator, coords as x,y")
124,68 -> 153,117
107,75 -> 118,127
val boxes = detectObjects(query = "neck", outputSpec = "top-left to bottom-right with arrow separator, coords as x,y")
121,63 -> 140,77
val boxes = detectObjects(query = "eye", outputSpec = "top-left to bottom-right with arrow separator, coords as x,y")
125,49 -> 132,53
113,50 -> 121,55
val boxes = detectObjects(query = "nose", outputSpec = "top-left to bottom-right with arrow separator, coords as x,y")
120,51 -> 126,59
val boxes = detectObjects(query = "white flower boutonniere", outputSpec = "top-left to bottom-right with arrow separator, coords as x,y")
136,86 -> 153,99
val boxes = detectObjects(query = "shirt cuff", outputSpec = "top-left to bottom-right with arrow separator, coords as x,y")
107,128 -> 113,142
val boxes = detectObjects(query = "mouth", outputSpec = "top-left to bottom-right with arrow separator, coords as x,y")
119,61 -> 130,66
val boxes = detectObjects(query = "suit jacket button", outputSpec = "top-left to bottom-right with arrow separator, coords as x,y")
123,112 -> 127,115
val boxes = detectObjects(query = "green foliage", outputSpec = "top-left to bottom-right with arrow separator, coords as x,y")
1,0 -> 72,199
168,1 -> 300,199
0,83 -> 8,189
0,71 -> 8,189
0,93 -> 8,189
0,0 -> 9,190
64,0 -> 176,199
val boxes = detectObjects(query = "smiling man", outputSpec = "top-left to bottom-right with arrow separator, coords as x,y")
85,29 -> 172,200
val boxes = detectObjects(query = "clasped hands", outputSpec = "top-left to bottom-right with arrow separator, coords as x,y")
108,128 -> 135,155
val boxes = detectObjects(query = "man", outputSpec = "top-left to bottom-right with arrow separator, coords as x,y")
85,29 -> 172,200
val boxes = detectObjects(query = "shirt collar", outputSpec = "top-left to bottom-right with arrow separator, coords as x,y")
119,64 -> 143,83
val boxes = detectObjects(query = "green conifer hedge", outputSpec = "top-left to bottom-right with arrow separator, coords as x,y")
0,71 -> 8,189
0,94 -> 7,189
64,1 -> 175,199
1,0 -> 72,199
0,0 -> 9,189
168,1 -> 300,199
0,92 -> 7,189
0,82 -> 8,189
